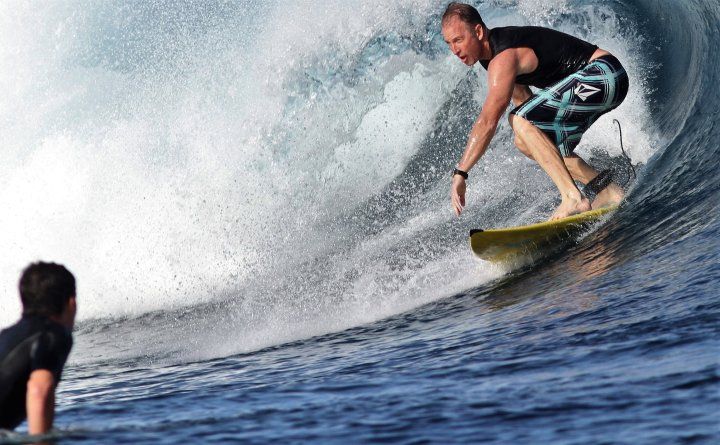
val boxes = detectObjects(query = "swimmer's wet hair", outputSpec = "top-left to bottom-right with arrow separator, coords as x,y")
442,2 -> 486,28
19,262 -> 76,317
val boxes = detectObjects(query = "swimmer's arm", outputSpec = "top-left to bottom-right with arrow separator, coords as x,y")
511,84 -> 532,107
26,369 -> 56,435
451,51 -> 517,216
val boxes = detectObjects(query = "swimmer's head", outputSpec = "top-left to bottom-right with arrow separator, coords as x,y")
19,262 -> 76,326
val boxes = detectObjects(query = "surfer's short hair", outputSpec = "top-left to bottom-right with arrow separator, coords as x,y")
19,262 -> 76,317
442,2 -> 486,28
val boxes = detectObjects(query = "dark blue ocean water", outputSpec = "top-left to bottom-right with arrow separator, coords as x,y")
1,0 -> 718,443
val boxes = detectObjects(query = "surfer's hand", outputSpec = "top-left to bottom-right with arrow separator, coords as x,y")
451,175 -> 466,216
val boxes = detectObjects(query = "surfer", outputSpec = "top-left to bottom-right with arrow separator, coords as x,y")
0,262 -> 76,436
442,2 -> 628,219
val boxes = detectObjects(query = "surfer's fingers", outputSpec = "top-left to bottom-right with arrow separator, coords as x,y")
451,193 -> 463,216
456,189 -> 465,208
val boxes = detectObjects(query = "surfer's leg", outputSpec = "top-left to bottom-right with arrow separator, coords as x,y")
564,155 -> 624,208
513,134 -> 535,160
510,54 -> 629,217
514,130 -> 623,210
510,114 -> 590,220
563,154 -> 597,184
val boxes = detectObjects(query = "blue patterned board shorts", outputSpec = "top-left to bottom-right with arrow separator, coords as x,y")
510,55 -> 629,156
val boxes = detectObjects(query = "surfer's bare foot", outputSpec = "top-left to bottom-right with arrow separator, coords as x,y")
592,182 -> 624,209
550,193 -> 591,220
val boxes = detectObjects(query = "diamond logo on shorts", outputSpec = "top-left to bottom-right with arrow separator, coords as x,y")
574,83 -> 601,101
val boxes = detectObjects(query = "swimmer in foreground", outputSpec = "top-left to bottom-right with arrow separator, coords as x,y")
442,2 -> 628,220
0,262 -> 76,435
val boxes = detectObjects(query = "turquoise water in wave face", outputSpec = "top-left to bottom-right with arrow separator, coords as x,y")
2,0 -> 719,443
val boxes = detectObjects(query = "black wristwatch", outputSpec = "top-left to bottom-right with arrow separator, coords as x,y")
453,168 -> 468,180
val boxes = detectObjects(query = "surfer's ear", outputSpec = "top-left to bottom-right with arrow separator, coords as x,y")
475,24 -> 484,40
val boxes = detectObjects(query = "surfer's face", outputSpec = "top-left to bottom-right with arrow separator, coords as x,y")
442,17 -> 482,66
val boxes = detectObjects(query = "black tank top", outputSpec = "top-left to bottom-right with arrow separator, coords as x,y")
479,26 -> 598,88
0,315 -> 73,429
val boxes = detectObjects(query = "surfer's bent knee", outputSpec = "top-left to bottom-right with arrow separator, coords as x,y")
508,113 -> 524,129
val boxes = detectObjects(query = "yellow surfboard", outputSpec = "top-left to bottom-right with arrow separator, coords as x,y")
469,206 -> 617,262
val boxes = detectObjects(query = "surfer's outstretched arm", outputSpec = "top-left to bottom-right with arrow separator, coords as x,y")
451,51 -> 517,216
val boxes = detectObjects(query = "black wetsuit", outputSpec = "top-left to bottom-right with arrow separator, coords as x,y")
479,26 -> 598,88
0,315 -> 73,430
